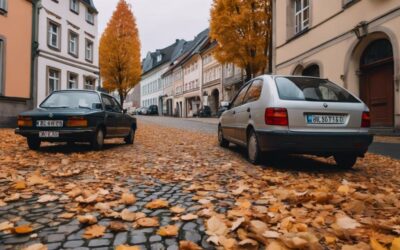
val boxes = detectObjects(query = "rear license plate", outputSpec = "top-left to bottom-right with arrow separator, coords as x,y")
307,115 -> 345,124
36,120 -> 63,127
39,131 -> 59,138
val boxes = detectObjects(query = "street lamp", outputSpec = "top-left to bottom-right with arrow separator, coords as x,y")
353,21 -> 368,40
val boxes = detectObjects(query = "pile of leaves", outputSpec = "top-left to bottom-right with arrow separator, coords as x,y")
0,122 -> 400,250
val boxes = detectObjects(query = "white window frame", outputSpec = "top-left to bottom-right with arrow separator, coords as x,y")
86,9 -> 94,24
48,20 -> 60,50
85,39 -> 93,62
294,0 -> 310,34
67,72 -> 78,89
68,31 -> 79,57
0,39 -> 4,95
70,0 -> 79,14
48,68 -> 60,94
157,54 -> 162,62
0,0 -> 7,13
84,77 -> 95,90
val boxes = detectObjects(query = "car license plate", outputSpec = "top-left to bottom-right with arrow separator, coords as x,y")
36,120 -> 63,127
39,131 -> 59,138
307,115 -> 345,124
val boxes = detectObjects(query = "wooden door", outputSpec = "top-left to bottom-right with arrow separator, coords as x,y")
360,59 -> 394,127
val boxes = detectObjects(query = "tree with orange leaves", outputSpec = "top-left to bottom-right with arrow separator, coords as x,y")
210,0 -> 271,81
99,0 -> 141,107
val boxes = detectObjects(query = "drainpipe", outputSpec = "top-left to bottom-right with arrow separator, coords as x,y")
31,0 -> 40,108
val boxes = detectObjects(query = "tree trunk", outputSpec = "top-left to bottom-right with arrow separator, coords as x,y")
245,66 -> 253,82
119,92 -> 124,108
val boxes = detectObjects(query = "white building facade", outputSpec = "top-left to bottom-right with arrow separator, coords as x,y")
140,64 -> 168,108
36,0 -> 99,104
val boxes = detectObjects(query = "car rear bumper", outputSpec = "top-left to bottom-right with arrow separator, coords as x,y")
15,128 -> 96,142
256,130 -> 373,156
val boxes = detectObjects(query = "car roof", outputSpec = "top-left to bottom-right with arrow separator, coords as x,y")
259,74 -> 328,80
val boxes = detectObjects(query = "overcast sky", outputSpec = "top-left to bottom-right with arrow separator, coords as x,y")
94,0 -> 213,58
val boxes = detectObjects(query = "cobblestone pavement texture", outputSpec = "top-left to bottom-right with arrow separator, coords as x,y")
0,117 -> 400,250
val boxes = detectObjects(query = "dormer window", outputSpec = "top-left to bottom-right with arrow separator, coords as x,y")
157,54 -> 162,62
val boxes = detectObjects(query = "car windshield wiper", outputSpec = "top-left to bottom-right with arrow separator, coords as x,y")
78,105 -> 92,110
41,106 -> 69,109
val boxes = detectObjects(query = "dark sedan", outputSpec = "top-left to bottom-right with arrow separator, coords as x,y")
15,90 -> 137,150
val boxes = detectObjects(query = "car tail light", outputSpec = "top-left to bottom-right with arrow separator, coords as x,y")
17,116 -> 33,127
66,117 -> 88,127
361,112 -> 371,128
265,108 -> 289,126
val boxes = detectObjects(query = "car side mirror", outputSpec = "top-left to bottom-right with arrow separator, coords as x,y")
92,103 -> 102,110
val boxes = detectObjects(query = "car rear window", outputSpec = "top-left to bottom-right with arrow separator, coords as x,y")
275,77 -> 360,103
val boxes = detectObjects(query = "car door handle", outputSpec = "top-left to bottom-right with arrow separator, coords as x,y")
247,108 -> 251,113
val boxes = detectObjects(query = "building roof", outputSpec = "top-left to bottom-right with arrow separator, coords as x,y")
81,0 -> 98,13
162,28 -> 210,76
142,39 -> 187,75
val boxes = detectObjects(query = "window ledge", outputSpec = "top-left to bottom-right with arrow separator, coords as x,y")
343,0 -> 360,9
0,8 -> 7,15
286,28 -> 310,43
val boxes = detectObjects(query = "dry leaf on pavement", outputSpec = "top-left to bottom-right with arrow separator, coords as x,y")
145,199 -> 169,209
170,206 -> 185,214
13,224 -> 33,234
157,225 -> 179,237
179,240 -> 202,250
59,213 -> 75,219
77,214 -> 97,224
121,193 -> 136,205
108,221 -> 128,232
335,213 -> 361,230
120,209 -> 136,222
181,214 -> 198,221
0,221 -> 14,231
22,243 -> 48,250
136,217 -> 159,227
82,224 -> 106,239
231,217 -> 245,231
115,245 -> 140,250
206,216 -> 228,236
37,194 -> 58,203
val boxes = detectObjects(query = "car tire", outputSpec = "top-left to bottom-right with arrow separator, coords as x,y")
91,128 -> 104,150
334,154 -> 358,169
218,126 -> 229,148
124,127 -> 135,144
247,129 -> 261,165
27,137 -> 41,150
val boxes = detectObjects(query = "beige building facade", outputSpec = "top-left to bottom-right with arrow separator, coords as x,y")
0,0 -> 35,126
273,0 -> 400,129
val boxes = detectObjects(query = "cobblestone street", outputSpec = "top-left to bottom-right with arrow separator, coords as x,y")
1,117 -> 400,250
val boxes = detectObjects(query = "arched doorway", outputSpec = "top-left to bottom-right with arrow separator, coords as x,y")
210,89 -> 219,116
359,39 -> 394,127
302,64 -> 320,77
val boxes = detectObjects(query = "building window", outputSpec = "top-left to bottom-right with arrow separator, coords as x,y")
68,72 -> 78,89
86,9 -> 94,24
157,54 -> 162,62
68,31 -> 79,57
48,68 -> 60,94
0,0 -> 7,14
294,0 -> 309,34
0,39 -> 3,95
48,20 -> 61,50
84,77 -> 95,90
85,39 -> 93,62
70,0 -> 79,14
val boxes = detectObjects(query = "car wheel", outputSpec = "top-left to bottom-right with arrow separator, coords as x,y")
334,154 -> 358,169
91,128 -> 104,150
125,127 -> 135,144
247,129 -> 261,165
27,137 -> 41,150
218,126 -> 229,148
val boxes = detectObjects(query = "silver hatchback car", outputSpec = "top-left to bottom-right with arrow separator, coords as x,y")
218,75 -> 373,168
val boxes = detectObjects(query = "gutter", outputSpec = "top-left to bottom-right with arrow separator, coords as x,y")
30,0 -> 40,108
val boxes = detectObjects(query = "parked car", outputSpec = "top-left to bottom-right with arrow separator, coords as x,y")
147,105 -> 159,115
198,106 -> 211,117
218,75 -> 373,168
137,107 -> 148,115
15,90 -> 137,150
